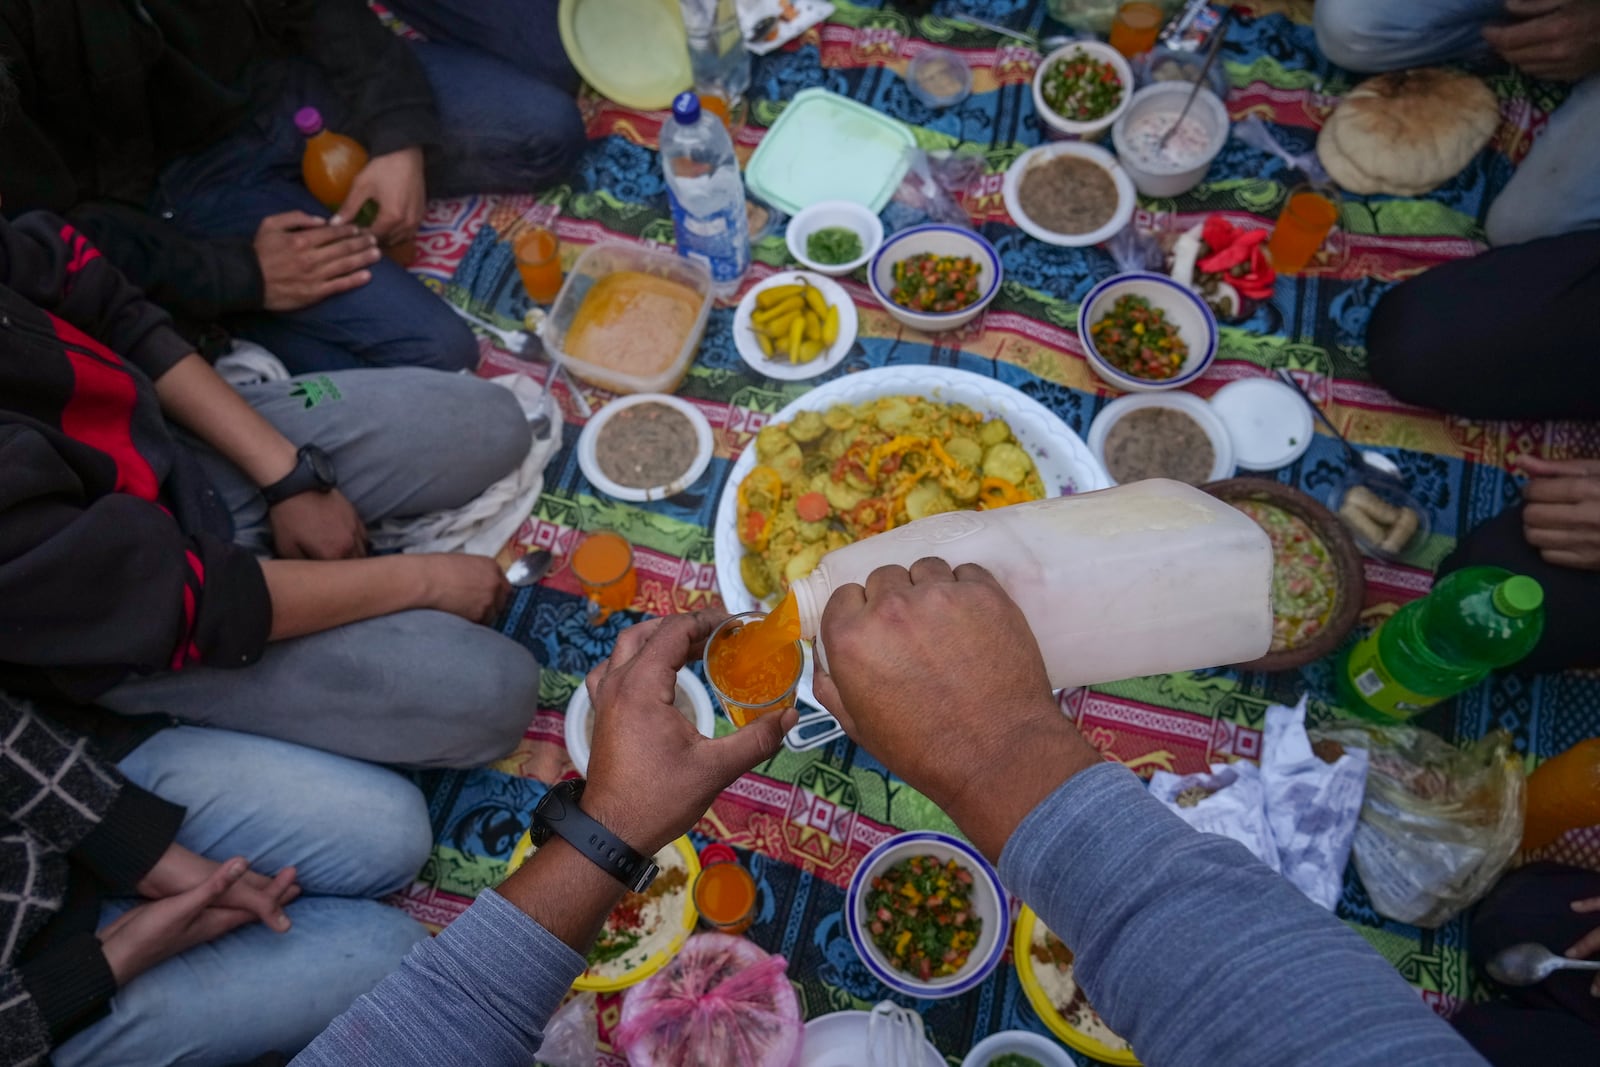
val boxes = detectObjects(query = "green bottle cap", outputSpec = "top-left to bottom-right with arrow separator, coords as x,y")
1492,576 -> 1544,617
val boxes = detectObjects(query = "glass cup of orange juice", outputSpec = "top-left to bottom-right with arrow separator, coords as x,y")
515,226 -> 563,304
570,531 -> 637,624
693,844 -> 757,934
1266,182 -> 1341,275
704,611 -> 803,727
1109,1 -> 1164,57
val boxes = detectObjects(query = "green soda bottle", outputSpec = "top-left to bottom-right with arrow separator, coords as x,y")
1336,566 -> 1545,723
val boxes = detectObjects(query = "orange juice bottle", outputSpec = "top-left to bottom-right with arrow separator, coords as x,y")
295,107 -> 378,228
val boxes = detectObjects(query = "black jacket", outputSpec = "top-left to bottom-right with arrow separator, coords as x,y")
0,0 -> 439,321
0,691 -> 184,1064
0,211 -> 272,703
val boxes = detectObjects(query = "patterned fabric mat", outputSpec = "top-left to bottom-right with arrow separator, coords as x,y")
386,2 -> 1600,1061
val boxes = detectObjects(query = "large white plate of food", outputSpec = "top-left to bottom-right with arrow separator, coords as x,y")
714,366 -> 1109,613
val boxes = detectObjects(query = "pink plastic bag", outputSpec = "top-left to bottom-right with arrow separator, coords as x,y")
614,934 -> 802,1067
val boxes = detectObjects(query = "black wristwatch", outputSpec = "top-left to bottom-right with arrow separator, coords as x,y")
530,778 -> 659,893
261,445 -> 338,506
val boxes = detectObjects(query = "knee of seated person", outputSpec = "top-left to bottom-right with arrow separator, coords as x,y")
435,640 -> 541,767
479,383 -> 535,477
1312,0 -> 1409,72
374,302 -> 481,373
354,780 -> 435,897
1365,292 -> 1446,407
1484,191 -> 1566,249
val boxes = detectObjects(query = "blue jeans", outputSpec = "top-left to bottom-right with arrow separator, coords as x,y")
52,727 -> 433,1067
158,26 -> 585,374
1314,0 -> 1600,245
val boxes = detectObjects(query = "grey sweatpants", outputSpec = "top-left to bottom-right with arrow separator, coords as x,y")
101,368 -> 542,768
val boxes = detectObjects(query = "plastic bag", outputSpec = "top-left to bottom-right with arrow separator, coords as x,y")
1311,722 -> 1524,928
1259,698 -> 1367,910
535,994 -> 597,1067
614,933 -> 802,1067
1233,116 -> 1331,186
882,149 -> 985,233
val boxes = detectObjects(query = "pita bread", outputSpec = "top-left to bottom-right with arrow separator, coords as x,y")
1317,69 -> 1499,197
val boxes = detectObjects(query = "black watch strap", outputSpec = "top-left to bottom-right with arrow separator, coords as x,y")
261,445 -> 337,506
530,779 -> 659,893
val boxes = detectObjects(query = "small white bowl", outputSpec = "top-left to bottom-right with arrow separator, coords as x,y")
786,200 -> 884,276
1112,81 -> 1230,199
1078,271 -> 1219,393
868,225 -> 1003,333
845,831 -> 1009,999
576,393 -> 714,502
563,667 -> 715,776
732,271 -> 859,381
1003,142 -> 1136,248
1032,41 -> 1135,141
1088,391 -> 1235,486
962,1031 -> 1076,1067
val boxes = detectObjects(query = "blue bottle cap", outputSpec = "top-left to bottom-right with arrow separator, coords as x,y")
672,91 -> 702,126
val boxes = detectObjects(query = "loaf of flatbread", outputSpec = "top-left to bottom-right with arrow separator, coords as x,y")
1317,69 -> 1499,197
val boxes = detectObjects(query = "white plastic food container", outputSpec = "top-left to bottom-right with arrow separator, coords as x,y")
540,242 -> 713,395
1112,81 -> 1231,198
791,479 -> 1274,688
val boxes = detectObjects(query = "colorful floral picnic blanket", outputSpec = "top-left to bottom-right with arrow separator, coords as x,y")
390,2 -> 1600,1061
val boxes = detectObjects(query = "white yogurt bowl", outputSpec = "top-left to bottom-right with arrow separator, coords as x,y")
1112,82 -> 1230,198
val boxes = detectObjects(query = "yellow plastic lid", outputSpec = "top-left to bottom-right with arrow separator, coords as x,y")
559,0 -> 692,111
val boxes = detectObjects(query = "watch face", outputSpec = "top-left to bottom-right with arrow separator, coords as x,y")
305,446 -> 337,486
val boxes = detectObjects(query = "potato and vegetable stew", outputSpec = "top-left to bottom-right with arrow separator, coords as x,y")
866,855 -> 981,981
735,396 -> 1044,600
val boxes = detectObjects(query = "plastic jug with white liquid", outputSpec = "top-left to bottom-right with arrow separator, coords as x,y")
786,479 -> 1274,689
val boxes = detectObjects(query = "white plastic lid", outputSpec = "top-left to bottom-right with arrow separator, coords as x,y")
1209,378 -> 1315,471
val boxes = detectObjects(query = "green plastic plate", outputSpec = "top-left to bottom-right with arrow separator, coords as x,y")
745,88 -> 917,215
559,0 -> 692,111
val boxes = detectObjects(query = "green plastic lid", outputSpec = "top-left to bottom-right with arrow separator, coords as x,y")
1493,575 -> 1544,617
744,89 -> 917,215
559,0 -> 691,111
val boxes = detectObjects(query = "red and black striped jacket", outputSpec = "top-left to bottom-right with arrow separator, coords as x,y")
0,212 -> 270,702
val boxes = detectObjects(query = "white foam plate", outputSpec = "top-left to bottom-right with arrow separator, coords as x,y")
800,1011 -> 944,1067
732,271 -> 858,381
1087,391 -> 1235,486
577,393 -> 715,502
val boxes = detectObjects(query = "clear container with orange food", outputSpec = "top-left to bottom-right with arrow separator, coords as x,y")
540,242 -> 714,395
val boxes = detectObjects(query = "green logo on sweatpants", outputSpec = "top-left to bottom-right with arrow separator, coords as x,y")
289,377 -> 344,410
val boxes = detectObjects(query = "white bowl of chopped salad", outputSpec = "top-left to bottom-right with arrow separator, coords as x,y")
868,225 -> 1004,333
787,200 -> 884,276
1078,272 -> 1218,393
846,830 -> 1009,999
1032,40 -> 1135,141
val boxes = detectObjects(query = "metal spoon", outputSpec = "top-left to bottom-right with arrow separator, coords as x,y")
1275,369 -> 1362,466
1486,942 -> 1600,986
953,14 -> 1070,49
1157,8 -> 1232,152
504,549 -> 555,587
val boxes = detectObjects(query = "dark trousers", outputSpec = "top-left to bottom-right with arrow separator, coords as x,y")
1452,863 -> 1600,1067
1371,232 -> 1600,672
1367,230 -> 1600,421
156,17 -> 585,375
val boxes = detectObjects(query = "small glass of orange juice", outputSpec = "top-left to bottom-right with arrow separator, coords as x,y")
693,844 -> 757,934
1109,1 -> 1164,57
1266,182 -> 1342,275
570,531 -> 637,624
704,611 -> 803,727
515,225 -> 563,304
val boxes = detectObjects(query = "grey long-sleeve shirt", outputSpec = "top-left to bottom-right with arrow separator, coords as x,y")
293,763 -> 1485,1066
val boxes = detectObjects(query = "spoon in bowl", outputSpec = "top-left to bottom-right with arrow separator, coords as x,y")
1486,942 -> 1600,986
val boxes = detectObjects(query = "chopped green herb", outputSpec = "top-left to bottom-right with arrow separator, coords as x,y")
989,1056 -> 1046,1067
805,226 -> 864,265
587,928 -> 642,966
1040,51 -> 1124,123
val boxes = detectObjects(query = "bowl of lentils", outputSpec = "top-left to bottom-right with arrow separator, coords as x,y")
1032,40 -> 1135,141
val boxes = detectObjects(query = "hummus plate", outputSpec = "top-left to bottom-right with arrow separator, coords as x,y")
509,829 -> 700,992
